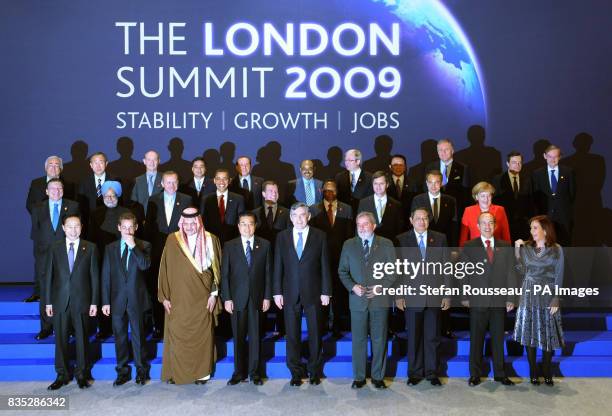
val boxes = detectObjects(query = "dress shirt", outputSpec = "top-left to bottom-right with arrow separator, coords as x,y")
163,192 -> 176,225
216,190 -> 228,209
239,175 -> 252,191
241,236 -> 255,255
292,226 -> 310,250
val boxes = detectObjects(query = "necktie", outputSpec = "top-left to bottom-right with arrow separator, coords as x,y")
395,178 -> 402,198
121,244 -> 129,272
165,198 -> 173,226
68,242 -> 75,273
418,234 -> 426,260
432,197 -> 439,222
327,203 -> 334,226
296,232 -> 304,259
350,172 -> 356,192
218,194 -> 226,224
363,239 -> 370,260
242,178 -> 249,190
245,240 -> 252,267
550,170 -> 558,194
377,198 -> 384,223
96,178 -> 102,197
266,206 -> 274,227
147,175 -> 154,196
485,239 -> 494,263
305,181 -> 314,205
512,175 -> 519,197
52,203 -> 59,231
196,179 -> 202,193
442,164 -> 448,186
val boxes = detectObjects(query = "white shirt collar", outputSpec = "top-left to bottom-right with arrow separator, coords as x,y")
351,168 -> 361,179
216,189 -> 228,198
375,194 -> 387,204
66,238 -> 80,252
241,235 -> 255,251
94,173 -> 106,182
481,236 -> 494,247
428,192 -> 440,202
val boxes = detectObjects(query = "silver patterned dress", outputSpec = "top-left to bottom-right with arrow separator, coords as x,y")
513,244 -> 565,351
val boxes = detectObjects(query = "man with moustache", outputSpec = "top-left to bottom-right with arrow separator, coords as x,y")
181,157 -> 216,206
288,159 -> 323,206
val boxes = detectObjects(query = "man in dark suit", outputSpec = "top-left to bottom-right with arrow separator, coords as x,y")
387,154 -> 418,220
492,151 -> 533,242
460,212 -> 516,387
530,145 -> 576,246
338,212 -> 396,389
180,157 -> 216,206
101,212 -> 152,386
425,139 -> 470,215
30,178 -> 80,339
201,168 -> 246,245
44,215 -> 99,390
396,207 -> 451,386
252,181 -> 290,246
273,202 -> 332,386
287,160 -> 323,207
229,156 -> 263,210
309,180 -> 354,334
130,150 -> 163,215
145,171 -> 192,339
221,212 -> 273,386
411,170 -> 458,247
335,149 -> 373,213
358,171 -> 405,240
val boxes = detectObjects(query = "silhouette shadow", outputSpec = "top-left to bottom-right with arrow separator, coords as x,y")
363,134 -> 394,173
203,148 -> 221,176
407,139 -> 438,189
159,137 -> 192,184
62,140 -> 90,185
522,138 -> 551,179
317,146 -> 344,181
218,141 -> 236,175
252,140 -> 296,185
454,125 -> 502,188
107,136 -> 145,198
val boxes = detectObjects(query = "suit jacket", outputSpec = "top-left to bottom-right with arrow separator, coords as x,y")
357,195 -> 405,240
459,204 -> 511,247
26,175 -> 75,214
252,204 -> 291,247
180,176 -> 216,207
145,192 -> 192,254
411,193 -> 458,247
387,173 -> 418,220
309,201 -> 354,267
338,235 -> 396,311
200,191 -> 245,244
220,236 -> 273,310
88,205 -> 133,257
78,173 -> 121,213
288,177 -> 323,206
395,229 -> 451,308
273,227 -> 332,306
459,237 -> 517,307
44,239 -> 100,312
101,238 -> 152,316
335,170 -> 373,213
425,160 -> 470,210
30,199 -> 80,247
492,171 -> 533,240
230,175 -> 263,210
130,172 -> 163,214
530,165 -> 576,229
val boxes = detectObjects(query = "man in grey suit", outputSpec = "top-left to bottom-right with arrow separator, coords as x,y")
131,150 -> 163,214
338,212 -> 396,389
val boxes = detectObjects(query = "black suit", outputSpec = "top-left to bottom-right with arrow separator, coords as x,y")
221,236 -> 272,379
77,174 -> 120,236
425,160 -> 470,215
530,165 -> 576,245
396,230 -> 450,379
26,176 -> 75,214
460,237 -> 517,378
44,239 -> 99,380
492,171 -> 533,242
252,204 -> 290,248
411,193 -> 458,247
30,199 -> 80,330
102,239 -> 152,376
273,227 -> 332,377
230,175 -> 263,210
200,191 -> 245,245
387,174 -> 418,220
357,195 -> 405,240
310,201 -> 354,332
335,170 -> 373,213
180,177 -> 216,207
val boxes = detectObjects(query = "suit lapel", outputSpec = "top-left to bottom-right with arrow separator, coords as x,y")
71,241 -> 87,277
170,196 -> 184,226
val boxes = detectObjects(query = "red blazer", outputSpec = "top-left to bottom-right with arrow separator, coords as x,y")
459,204 -> 511,247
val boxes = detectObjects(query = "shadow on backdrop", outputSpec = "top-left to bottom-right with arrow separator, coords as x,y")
363,134 -> 394,174
454,125 -> 502,188
159,137 -> 192,184
107,136 -> 145,198
62,140 -> 90,185
407,139 -> 438,188
317,146 -> 344,181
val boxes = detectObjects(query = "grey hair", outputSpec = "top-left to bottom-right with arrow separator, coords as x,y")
356,211 -> 376,224
346,148 -> 362,161
45,155 -> 63,170
290,201 -> 309,214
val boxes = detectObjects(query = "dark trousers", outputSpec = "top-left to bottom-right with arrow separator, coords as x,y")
34,246 -> 53,332
351,308 -> 388,381
330,273 -> 349,332
231,300 -> 263,378
469,307 -> 506,378
147,262 -> 164,332
284,302 -> 323,378
53,308 -> 90,379
527,346 -> 554,378
405,307 -> 440,379
112,308 -> 149,375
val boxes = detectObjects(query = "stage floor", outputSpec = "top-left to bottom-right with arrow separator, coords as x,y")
0,378 -> 608,415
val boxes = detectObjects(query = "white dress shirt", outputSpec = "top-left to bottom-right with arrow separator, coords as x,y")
415,230 -> 428,248
216,190 -> 228,209
481,236 -> 494,248
163,192 -> 176,226
241,236 -> 255,255
292,226 -> 310,250
548,166 -> 559,189
375,194 -> 387,223
66,238 -> 80,255
239,175 -> 252,191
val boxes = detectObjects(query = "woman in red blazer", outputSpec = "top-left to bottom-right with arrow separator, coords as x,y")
459,181 -> 511,246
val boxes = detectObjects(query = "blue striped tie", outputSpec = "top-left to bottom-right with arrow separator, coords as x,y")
296,232 -> 303,259
246,240 -> 252,267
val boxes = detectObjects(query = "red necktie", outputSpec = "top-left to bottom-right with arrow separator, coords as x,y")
327,203 -> 334,226
218,194 -> 226,224
485,239 -> 494,263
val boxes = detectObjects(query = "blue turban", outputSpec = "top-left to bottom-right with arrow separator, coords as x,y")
101,180 -> 122,197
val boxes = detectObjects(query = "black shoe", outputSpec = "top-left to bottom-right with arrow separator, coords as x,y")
47,377 -> 70,390
95,332 -> 111,341
167,379 -> 175,384
77,378 -> 90,389
195,379 -> 208,385
290,376 -> 302,386
113,374 -> 131,386
351,379 -> 366,389
494,377 -> 515,386
372,379 -> 387,389
83,369 -> 94,382
468,376 -> 481,386
530,377 -> 541,386
250,376 -> 263,385
407,377 -> 422,386
309,376 -> 321,385
544,377 -> 554,386
227,375 -> 246,385
135,374 -> 146,385
35,329 -> 53,340
24,294 -> 40,303
152,328 -> 163,340
429,377 -> 442,386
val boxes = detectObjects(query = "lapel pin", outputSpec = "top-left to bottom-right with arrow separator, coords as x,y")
176,202 -> 180,206
429,238 -> 434,243
64,207 -> 67,211
255,245 -> 259,249
560,176 -> 564,180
